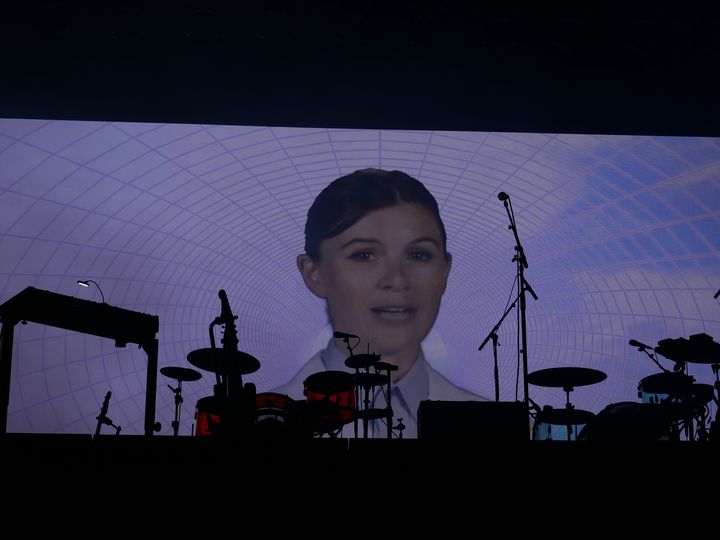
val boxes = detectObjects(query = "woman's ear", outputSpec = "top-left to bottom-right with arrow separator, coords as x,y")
297,254 -> 326,298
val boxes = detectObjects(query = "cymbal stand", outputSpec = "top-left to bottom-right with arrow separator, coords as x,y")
361,371 -> 371,439
168,381 -> 184,437
339,335 -> 359,439
562,386 -> 576,441
374,362 -> 397,439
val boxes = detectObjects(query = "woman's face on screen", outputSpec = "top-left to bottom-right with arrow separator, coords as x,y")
299,203 -> 451,359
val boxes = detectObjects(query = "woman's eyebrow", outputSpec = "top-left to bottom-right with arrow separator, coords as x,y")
410,237 -> 442,248
339,238 -> 381,250
339,236 -> 441,250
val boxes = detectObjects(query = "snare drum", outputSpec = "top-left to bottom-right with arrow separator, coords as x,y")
196,393 -> 296,436
255,392 -> 295,426
303,371 -> 356,432
532,407 -> 595,441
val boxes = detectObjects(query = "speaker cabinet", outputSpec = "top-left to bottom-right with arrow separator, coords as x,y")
417,400 -> 529,441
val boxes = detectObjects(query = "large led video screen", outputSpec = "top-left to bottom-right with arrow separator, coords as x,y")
1,118 -> 718,438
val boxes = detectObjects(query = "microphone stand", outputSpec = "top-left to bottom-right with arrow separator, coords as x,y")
94,391 -> 122,437
479,296 -> 519,402
632,344 -> 670,373
95,391 -> 111,437
501,195 -> 538,413
208,317 -> 224,398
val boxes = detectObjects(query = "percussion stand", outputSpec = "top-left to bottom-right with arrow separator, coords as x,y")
374,361 -> 397,438
339,335 -> 359,439
168,381 -> 184,437
361,373 -> 371,439
383,370 -> 392,439
562,386 -> 576,441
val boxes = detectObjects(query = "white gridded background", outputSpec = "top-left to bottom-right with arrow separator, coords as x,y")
0,119 -> 718,436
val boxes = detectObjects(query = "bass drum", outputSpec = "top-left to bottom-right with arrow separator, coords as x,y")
577,402 -> 672,441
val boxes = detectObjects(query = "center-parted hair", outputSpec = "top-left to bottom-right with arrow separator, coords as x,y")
304,168 -> 448,260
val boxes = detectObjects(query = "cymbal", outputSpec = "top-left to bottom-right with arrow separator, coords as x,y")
527,367 -> 607,388
160,366 -> 202,382
355,373 -> 388,387
344,353 -> 381,369
655,333 -> 720,364
536,408 -> 595,425
374,361 -> 398,372
187,348 -> 260,375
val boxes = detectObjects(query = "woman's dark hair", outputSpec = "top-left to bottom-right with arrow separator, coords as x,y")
304,168 -> 447,260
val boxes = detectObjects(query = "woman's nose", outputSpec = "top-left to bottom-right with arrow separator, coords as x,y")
379,260 -> 410,290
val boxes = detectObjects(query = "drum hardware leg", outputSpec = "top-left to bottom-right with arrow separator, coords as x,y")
393,418 -> 405,439
362,377 -> 371,439
168,380 -> 184,437
563,386 -> 576,441
709,363 -> 720,442
385,372 -> 392,439
353,369 -> 359,439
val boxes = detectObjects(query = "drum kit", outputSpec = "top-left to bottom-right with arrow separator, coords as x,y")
528,332 -> 720,442
160,352 -> 399,439
157,290 -> 402,438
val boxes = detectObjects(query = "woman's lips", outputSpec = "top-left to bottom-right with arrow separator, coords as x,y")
370,306 -> 417,320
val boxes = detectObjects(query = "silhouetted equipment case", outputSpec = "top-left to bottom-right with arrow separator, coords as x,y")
418,400 -> 529,441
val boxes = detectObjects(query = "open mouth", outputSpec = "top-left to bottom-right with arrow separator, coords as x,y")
371,307 -> 417,320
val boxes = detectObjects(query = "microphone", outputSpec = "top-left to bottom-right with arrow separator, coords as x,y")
497,192 -> 509,201
333,331 -> 358,339
629,339 -> 653,351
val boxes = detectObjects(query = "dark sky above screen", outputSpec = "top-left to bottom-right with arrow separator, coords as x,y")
0,118 -> 718,436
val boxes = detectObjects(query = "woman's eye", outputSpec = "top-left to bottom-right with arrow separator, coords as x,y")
409,251 -> 433,261
349,251 -> 375,261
